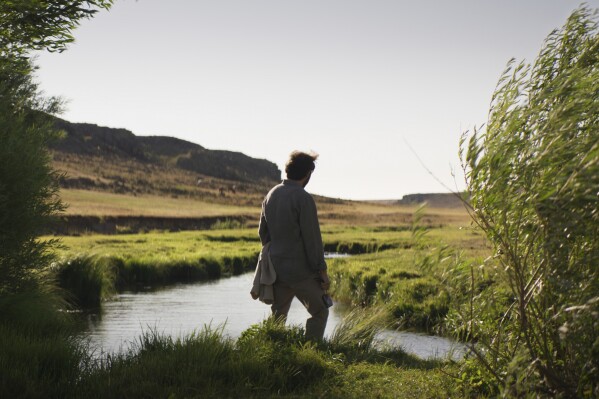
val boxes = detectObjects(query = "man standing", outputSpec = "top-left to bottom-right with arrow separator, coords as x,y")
256,151 -> 330,340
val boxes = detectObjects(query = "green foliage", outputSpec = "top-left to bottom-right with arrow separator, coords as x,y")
0,0 -> 113,56
1,3 -> 114,397
0,0 -> 112,293
328,245 -> 453,332
0,55 -> 65,293
460,6 -> 599,397
209,217 -> 246,230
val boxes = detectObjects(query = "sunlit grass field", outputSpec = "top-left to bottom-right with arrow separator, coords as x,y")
58,188 -> 471,228
61,189 -> 258,217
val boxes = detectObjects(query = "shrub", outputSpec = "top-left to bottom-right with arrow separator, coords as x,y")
460,6 -> 599,397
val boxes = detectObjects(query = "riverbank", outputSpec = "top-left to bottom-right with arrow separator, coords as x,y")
49,223 -> 491,334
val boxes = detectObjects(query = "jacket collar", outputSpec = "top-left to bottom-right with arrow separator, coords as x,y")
282,179 -> 303,187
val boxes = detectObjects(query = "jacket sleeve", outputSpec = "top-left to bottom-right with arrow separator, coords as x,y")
258,200 -> 270,245
299,193 -> 327,271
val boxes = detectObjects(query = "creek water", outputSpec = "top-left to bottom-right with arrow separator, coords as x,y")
82,271 -> 466,360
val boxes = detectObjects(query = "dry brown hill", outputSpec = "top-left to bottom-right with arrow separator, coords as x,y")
50,118 -> 281,205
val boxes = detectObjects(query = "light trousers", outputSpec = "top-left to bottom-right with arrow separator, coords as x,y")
271,275 -> 329,340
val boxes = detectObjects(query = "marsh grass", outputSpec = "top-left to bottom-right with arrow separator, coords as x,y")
48,224 -> 490,335
2,224 -> 477,398
328,248 -> 452,332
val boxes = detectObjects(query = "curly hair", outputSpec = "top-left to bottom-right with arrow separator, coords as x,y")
285,151 -> 319,180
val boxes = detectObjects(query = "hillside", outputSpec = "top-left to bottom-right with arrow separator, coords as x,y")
49,119 -> 284,206
51,118 -> 280,191
47,118 -> 470,234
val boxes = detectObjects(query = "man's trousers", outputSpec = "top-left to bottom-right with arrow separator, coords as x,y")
270,275 -> 329,340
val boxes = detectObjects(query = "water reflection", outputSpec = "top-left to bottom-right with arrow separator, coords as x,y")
83,272 -> 465,360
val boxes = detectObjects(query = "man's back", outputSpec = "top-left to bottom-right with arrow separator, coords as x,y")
259,180 -> 326,283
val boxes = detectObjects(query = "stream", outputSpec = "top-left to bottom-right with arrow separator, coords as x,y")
82,271 -> 466,360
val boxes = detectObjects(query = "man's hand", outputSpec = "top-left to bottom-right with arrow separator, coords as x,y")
319,270 -> 330,290
250,291 -> 259,300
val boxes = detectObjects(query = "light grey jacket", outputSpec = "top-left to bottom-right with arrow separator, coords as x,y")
251,242 -> 276,304
258,180 -> 327,283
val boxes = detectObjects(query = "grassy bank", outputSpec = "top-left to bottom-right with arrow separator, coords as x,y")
49,223 -> 491,334
326,224 -> 492,333
51,230 -> 262,307
49,226 -> 420,307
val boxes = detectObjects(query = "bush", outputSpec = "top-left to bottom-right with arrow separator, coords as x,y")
460,6 -> 599,397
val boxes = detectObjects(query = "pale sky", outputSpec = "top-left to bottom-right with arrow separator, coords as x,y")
34,0 -> 591,200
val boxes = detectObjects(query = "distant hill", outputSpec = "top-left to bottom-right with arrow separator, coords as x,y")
51,119 -> 281,184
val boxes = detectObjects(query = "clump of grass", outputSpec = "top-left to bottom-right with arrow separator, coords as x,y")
327,306 -> 388,354
328,249 -> 453,332
78,321 -> 340,398
54,255 -> 116,308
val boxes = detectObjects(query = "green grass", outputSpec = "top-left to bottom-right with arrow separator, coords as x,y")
0,289 -> 85,399
73,317 -> 460,398
325,224 -> 492,333
47,224 -> 492,336
46,230 -> 264,306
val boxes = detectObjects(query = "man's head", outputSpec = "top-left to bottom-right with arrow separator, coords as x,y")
285,151 -> 318,185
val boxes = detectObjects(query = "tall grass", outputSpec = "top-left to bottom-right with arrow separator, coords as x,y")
54,255 -> 115,307
328,246 -> 455,332
0,288 -> 85,399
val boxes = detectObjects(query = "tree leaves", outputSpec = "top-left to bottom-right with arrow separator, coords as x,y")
460,6 -> 599,397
